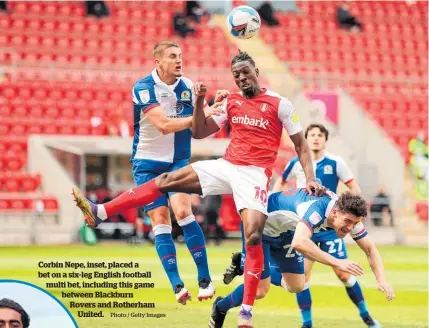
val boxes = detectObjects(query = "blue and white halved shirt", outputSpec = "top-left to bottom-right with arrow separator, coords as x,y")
131,69 -> 195,162
264,189 -> 367,241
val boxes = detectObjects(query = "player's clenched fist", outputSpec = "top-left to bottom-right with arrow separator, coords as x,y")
334,259 -> 364,276
193,82 -> 207,97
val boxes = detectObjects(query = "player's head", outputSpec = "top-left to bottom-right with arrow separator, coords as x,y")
330,192 -> 367,238
231,51 -> 260,97
0,298 -> 30,328
153,41 -> 182,78
305,123 -> 329,153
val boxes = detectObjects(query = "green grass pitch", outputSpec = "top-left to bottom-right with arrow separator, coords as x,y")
0,243 -> 427,327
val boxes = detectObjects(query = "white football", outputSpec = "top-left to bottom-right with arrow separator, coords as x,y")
227,5 -> 261,39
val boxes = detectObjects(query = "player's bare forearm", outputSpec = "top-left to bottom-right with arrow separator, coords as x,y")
291,223 -> 338,267
145,106 -> 192,135
357,236 -> 386,282
191,82 -> 221,139
292,234 -> 338,267
347,180 -> 362,195
161,117 -> 193,134
272,177 -> 285,192
290,132 -> 316,182
192,95 -> 216,139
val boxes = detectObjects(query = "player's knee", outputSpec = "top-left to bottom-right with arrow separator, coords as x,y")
150,212 -> 170,227
156,172 -> 176,191
174,207 -> 192,220
245,231 -> 262,246
256,285 -> 269,299
286,281 -> 305,293
336,271 -> 350,283
304,271 -> 312,282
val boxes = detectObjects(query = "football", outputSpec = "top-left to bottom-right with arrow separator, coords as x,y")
227,5 -> 261,39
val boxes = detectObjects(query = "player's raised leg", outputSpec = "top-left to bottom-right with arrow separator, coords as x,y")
170,192 -> 214,300
72,165 -> 204,227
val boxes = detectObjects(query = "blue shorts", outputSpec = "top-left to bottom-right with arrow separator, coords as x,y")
240,231 -> 304,280
132,158 -> 189,212
311,229 -> 348,259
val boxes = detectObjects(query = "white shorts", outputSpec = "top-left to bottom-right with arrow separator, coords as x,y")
191,158 -> 271,215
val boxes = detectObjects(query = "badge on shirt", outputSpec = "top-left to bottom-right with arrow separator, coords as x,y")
181,90 -> 191,101
309,212 -> 322,225
324,165 -> 333,174
260,103 -> 268,112
138,90 -> 150,104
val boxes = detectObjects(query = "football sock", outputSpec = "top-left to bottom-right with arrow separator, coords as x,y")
296,283 -> 312,327
178,215 -> 211,282
153,225 -> 183,291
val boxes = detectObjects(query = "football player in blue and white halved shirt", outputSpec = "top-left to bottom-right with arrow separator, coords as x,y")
223,123 -> 384,328
130,41 -> 224,304
210,190 -> 394,328
273,124 -> 383,328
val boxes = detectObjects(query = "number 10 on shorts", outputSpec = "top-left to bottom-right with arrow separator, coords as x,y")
254,186 -> 268,204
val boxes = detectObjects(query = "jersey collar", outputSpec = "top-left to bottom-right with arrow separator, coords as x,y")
152,69 -> 181,90
313,151 -> 326,165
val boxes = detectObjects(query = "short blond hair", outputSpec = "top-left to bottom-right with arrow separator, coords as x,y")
153,41 -> 180,59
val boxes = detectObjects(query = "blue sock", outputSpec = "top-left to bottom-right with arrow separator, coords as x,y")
179,215 -> 211,282
296,283 -> 312,327
344,276 -> 369,319
153,225 -> 183,291
217,284 -> 245,313
270,266 -> 282,286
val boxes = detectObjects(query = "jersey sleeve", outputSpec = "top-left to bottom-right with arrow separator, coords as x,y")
351,221 -> 368,240
132,83 -> 159,113
278,98 -> 302,136
282,158 -> 297,181
211,98 -> 228,129
336,156 -> 354,184
298,201 -> 325,233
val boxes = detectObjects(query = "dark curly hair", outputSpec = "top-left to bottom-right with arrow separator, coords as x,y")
0,298 -> 30,328
231,50 -> 255,67
336,192 -> 367,218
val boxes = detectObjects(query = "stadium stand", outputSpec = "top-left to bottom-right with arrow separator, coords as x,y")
260,1 -> 428,160
0,1 -> 427,233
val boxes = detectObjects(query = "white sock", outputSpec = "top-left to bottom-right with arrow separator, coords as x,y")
97,204 -> 107,220
343,275 -> 357,288
177,215 -> 195,227
152,224 -> 172,236
241,304 -> 253,313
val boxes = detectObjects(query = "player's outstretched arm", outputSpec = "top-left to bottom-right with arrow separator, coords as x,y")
145,106 -> 193,135
291,222 -> 364,276
346,179 -> 361,195
192,82 -> 223,139
289,132 -> 324,196
272,177 -> 286,192
355,235 -> 395,301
